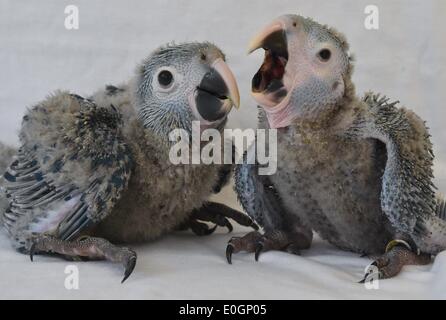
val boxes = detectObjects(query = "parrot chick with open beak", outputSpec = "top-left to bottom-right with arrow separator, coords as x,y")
228,15 -> 444,281
0,42 -> 257,282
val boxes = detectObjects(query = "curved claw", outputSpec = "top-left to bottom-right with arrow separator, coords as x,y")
225,220 -> 234,233
358,270 -> 383,283
358,270 -> 373,283
226,243 -> 234,264
204,224 -> 218,236
29,242 -> 36,262
358,270 -> 373,284
251,222 -> 260,231
254,242 -> 263,261
121,254 -> 137,284
358,261 -> 382,283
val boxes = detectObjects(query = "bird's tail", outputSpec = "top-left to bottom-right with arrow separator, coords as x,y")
0,142 -> 16,222
435,194 -> 446,221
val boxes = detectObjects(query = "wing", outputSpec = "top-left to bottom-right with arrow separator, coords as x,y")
212,164 -> 233,193
348,93 -> 446,253
234,145 -> 294,232
2,92 -> 133,245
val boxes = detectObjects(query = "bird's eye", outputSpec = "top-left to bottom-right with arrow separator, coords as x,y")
318,49 -> 331,61
158,70 -> 173,87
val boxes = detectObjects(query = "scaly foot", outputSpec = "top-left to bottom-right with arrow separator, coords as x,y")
360,240 -> 431,282
179,201 -> 258,236
226,230 -> 312,264
29,235 -> 137,283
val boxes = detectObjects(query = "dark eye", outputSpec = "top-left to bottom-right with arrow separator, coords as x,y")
158,70 -> 173,87
318,49 -> 331,61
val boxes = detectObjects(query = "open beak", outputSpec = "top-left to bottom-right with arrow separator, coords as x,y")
248,20 -> 286,54
194,58 -> 240,123
247,18 -> 290,109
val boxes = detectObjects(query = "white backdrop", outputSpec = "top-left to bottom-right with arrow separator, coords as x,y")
1,0 -> 446,299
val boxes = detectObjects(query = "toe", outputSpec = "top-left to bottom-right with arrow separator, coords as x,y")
190,221 -> 217,236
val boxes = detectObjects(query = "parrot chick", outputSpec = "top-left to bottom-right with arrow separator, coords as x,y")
1,42 -> 257,282
228,15 -> 444,281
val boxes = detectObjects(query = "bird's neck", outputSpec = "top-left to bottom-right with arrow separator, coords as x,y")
271,75 -> 358,133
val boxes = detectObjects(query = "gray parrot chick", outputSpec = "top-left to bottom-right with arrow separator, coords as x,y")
0,42 -> 256,282
228,15 -> 443,281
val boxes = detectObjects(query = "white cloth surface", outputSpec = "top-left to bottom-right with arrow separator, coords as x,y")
0,186 -> 445,300
1,0 -> 446,299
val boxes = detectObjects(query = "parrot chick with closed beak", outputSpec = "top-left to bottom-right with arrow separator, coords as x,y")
0,42 -> 257,283
228,14 -> 444,281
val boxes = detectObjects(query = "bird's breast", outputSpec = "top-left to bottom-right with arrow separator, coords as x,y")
91,160 -> 221,243
272,131 -> 393,253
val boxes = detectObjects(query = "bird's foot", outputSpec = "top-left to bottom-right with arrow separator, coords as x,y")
29,235 -> 137,283
359,240 -> 431,282
226,230 -> 310,264
179,201 -> 259,236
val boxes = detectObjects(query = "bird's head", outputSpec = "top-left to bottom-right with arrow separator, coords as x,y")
135,42 -> 240,136
248,14 -> 354,128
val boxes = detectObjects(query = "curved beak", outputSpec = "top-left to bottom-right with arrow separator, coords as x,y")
211,58 -> 240,109
193,58 -> 240,124
247,17 -> 289,110
248,20 -> 286,54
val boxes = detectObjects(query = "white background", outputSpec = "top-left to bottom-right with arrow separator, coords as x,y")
1,0 -> 446,299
